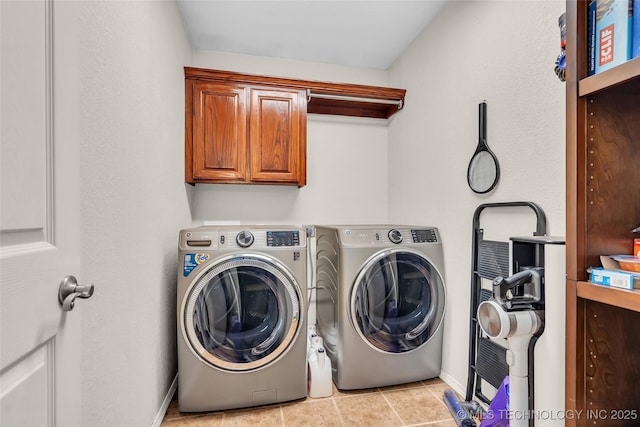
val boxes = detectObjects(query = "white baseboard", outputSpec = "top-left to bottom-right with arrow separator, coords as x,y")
151,373 -> 178,427
439,369 -> 466,396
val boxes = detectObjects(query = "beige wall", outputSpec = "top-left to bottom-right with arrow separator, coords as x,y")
388,0 -> 566,391
77,2 -> 193,426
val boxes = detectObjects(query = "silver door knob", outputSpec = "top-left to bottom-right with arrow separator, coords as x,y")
58,275 -> 94,311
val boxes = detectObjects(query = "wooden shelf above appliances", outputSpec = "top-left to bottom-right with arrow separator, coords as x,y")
184,67 -> 406,119
305,86 -> 405,119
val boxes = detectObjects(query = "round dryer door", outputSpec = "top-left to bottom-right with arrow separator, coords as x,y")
183,254 -> 302,371
351,249 -> 445,353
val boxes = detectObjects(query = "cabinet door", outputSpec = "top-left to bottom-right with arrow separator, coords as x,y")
248,88 -> 306,185
189,81 -> 247,182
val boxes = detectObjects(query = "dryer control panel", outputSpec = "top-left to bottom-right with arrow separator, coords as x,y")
339,226 -> 440,246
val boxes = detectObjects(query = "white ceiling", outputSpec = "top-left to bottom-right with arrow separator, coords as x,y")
177,1 -> 447,70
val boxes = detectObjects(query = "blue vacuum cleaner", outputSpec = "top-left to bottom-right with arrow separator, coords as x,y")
443,390 -> 479,427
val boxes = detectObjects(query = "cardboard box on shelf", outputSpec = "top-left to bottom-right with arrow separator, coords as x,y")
591,255 -> 640,290
590,267 -> 640,290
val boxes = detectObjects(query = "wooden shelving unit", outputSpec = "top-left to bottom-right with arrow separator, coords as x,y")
576,281 -> 640,313
565,1 -> 640,426
578,56 -> 640,96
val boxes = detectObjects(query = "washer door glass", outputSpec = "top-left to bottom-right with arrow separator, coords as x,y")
351,250 -> 445,353
183,255 -> 301,371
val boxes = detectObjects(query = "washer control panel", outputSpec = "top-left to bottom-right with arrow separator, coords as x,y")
411,229 -> 439,243
236,230 -> 255,248
388,229 -> 403,244
267,231 -> 300,247
182,230 -> 215,249
179,227 -> 306,250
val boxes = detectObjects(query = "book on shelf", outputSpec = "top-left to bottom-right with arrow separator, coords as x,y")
588,0 -> 597,75
591,0 -> 633,73
633,0 -> 640,58
590,256 -> 640,290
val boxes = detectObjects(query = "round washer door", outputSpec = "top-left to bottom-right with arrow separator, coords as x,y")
351,249 -> 445,353
183,254 -> 302,371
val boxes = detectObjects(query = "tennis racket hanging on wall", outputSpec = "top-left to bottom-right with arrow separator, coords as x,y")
467,100 -> 500,194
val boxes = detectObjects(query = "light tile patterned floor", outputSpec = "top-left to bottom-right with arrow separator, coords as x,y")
161,378 -> 458,427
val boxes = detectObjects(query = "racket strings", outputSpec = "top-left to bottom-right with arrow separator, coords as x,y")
468,151 -> 498,193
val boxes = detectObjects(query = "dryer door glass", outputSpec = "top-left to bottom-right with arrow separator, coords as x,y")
183,255 -> 301,371
351,250 -> 445,353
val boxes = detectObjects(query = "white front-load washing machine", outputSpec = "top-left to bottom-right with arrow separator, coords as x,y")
315,225 -> 446,390
177,225 -> 307,412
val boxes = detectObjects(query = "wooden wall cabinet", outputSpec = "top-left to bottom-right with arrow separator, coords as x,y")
248,87 -> 306,184
189,81 -> 247,182
185,76 -> 307,186
565,1 -> 640,426
184,67 -> 406,186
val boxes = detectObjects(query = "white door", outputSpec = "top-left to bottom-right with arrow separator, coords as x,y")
1,1 -> 84,426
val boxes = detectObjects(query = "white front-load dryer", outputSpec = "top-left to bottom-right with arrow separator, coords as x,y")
177,225 -> 307,412
315,225 -> 446,390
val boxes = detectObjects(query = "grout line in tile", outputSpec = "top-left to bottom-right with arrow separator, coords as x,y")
427,384 -> 466,422
425,384 -> 450,410
425,386 -> 439,399
279,404 -> 285,427
330,397 -> 348,427
379,388 -> 406,426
